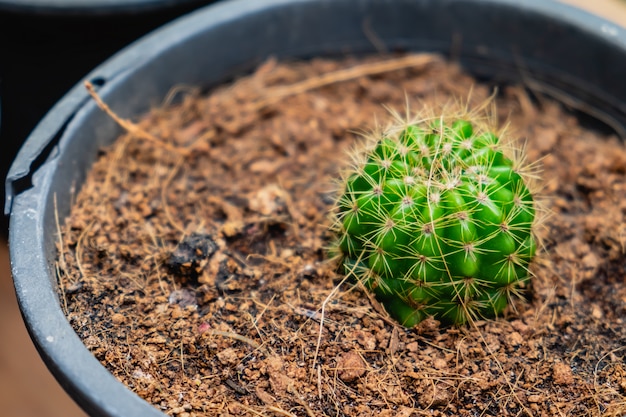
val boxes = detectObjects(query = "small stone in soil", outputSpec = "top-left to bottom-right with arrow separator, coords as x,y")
166,233 -> 218,283
337,350 -> 367,382
552,362 -> 574,385
168,288 -> 197,308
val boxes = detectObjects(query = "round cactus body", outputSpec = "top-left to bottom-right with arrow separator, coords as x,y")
333,113 -> 537,327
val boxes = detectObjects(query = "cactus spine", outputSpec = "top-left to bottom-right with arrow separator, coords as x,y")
332,106 -> 538,327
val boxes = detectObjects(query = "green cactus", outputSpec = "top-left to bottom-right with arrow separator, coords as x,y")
331,109 -> 538,327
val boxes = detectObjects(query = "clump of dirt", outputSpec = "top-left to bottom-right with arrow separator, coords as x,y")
57,54 -> 626,416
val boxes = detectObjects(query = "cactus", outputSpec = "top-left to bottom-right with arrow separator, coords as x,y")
331,107 -> 538,327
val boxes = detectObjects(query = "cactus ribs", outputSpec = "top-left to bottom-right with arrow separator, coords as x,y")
332,114 -> 539,326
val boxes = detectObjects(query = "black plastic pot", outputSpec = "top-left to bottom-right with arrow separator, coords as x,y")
0,0 -> 217,235
5,0 -> 626,416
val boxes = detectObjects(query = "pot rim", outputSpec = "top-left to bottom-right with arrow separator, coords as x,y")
6,1 -> 626,416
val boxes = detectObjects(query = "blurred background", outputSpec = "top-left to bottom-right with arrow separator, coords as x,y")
0,0 -> 624,416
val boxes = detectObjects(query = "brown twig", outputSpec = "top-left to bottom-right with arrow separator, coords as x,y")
85,81 -> 191,156
253,53 -> 440,110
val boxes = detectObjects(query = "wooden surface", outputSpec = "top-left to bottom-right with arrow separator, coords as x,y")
0,1 -> 623,416
0,240 -> 85,416
562,0 -> 626,26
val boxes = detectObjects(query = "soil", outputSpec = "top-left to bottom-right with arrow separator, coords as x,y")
57,54 -> 626,416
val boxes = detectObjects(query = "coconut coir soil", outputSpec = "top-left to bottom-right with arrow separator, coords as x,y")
57,54 -> 626,416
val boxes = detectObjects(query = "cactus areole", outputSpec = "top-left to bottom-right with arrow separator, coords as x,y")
333,112 -> 537,327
